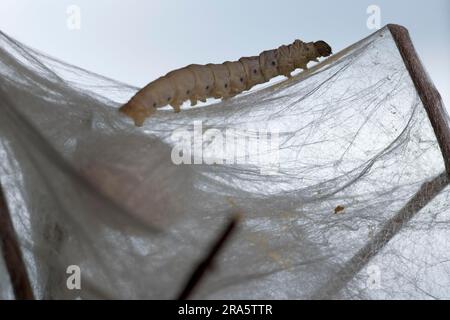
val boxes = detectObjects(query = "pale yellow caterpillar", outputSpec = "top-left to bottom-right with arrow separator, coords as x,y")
120,39 -> 332,126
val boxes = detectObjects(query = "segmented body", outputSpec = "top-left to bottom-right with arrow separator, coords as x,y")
120,39 -> 332,126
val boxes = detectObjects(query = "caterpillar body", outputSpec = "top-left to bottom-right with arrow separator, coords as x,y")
120,39 -> 332,126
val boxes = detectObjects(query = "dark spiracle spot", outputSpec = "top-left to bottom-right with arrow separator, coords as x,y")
224,83 -> 228,88
253,69 -> 257,74
153,103 -> 157,108
186,90 -> 190,94
240,77 -> 244,82
272,61 -> 276,66
167,97 -> 171,101
206,86 -> 209,90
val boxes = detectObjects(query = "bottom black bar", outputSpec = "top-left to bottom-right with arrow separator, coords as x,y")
0,300 -> 444,318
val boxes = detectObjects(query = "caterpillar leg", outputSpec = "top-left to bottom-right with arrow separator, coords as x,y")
190,97 -> 198,106
170,101 -> 182,113
190,94 -> 207,105
298,62 -> 308,70
222,94 -> 237,102
173,106 -> 181,113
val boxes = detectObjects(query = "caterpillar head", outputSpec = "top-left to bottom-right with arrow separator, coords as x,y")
314,41 -> 332,58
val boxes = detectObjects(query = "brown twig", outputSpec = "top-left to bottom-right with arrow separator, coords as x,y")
177,214 -> 240,300
0,184 -> 35,300
388,24 -> 450,176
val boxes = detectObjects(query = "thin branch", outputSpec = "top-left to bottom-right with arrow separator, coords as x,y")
0,184 -> 35,300
388,24 -> 450,176
177,214 -> 240,300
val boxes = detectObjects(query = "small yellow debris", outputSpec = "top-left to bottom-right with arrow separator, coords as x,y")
334,205 -> 345,214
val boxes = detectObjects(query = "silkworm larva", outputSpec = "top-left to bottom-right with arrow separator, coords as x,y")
120,39 -> 332,126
